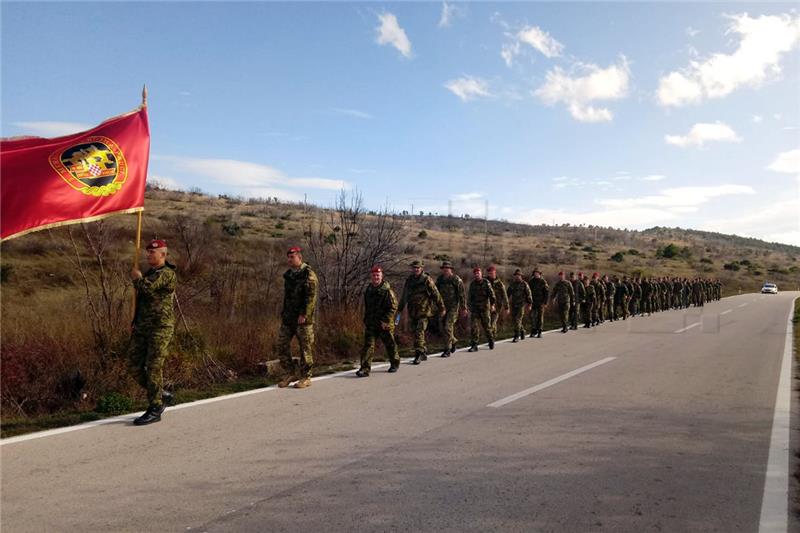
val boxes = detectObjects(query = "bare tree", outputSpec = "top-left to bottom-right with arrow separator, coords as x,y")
304,190 -> 405,310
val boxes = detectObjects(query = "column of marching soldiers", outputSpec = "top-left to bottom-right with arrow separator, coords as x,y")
129,242 -> 723,425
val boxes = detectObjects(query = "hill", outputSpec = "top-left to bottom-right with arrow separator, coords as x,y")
1,186 -> 798,434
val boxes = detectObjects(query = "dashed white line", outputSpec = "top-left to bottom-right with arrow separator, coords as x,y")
674,322 -> 701,333
720,310 -> 732,316
737,303 -> 748,308
487,357 -> 617,408
758,297 -> 797,532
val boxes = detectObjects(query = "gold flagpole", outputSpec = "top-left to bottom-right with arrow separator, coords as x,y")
131,85 -> 147,318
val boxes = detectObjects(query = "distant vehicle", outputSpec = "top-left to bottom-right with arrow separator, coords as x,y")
761,283 -> 778,294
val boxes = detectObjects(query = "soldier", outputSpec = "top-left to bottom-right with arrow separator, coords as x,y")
591,272 -> 605,325
582,277 -> 595,328
507,268 -> 532,342
129,239 -> 177,426
528,269 -> 549,338
467,267 -> 496,352
569,272 -> 584,331
356,265 -> 400,377
487,265 -> 508,338
398,260 -> 445,364
603,275 -> 615,321
550,271 -> 575,333
641,276 -> 652,316
615,276 -> 629,320
276,246 -> 318,389
436,261 -> 467,357
630,277 -> 642,316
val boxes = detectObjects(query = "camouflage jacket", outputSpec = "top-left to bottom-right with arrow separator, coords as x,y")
490,278 -> 509,311
615,282 -> 629,300
604,281 -> 616,300
583,283 -> 596,306
507,279 -> 532,309
399,272 -> 444,320
436,274 -> 466,312
529,277 -> 550,306
572,279 -> 585,304
133,262 -> 177,330
641,279 -> 651,297
592,279 -> 606,302
632,281 -> 642,299
551,279 -> 575,306
363,280 -> 398,328
281,263 -> 318,325
468,278 -> 496,313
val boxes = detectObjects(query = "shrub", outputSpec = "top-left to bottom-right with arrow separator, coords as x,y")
610,252 -> 625,263
418,230 -> 428,239
222,222 -> 242,236
96,392 -> 134,415
723,262 -> 740,271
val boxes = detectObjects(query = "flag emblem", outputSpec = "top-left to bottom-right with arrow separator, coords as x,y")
48,136 -> 129,197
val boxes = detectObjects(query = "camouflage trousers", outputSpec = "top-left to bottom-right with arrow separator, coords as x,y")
276,321 -> 314,378
629,298 -> 638,316
582,304 -> 593,326
615,297 -> 629,319
510,306 -> 527,337
597,301 -> 605,322
360,325 -> 399,372
569,303 -> 580,329
556,300 -> 569,329
592,301 -> 601,323
470,309 -> 493,344
530,304 -> 546,333
441,308 -> 460,347
130,326 -> 174,408
410,316 -> 429,355
490,309 -> 501,337
605,299 -> 614,320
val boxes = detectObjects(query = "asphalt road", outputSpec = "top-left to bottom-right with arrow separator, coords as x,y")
1,292 -> 797,532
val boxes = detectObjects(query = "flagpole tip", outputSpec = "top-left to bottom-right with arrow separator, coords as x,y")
141,85 -> 148,107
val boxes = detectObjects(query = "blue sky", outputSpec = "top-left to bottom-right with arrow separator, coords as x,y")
2,2 -> 799,244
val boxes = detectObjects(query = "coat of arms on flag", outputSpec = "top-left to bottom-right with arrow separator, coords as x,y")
48,136 -> 129,197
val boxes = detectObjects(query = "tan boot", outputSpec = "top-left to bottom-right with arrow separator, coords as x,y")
277,373 -> 295,388
294,377 -> 312,389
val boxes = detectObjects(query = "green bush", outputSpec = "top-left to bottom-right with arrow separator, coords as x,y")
222,222 -> 242,236
96,392 -> 134,415
610,252 -> 625,263
418,230 -> 428,239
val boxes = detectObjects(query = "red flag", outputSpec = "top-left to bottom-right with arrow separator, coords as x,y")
1,106 -> 150,240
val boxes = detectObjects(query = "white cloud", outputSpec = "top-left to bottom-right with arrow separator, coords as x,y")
513,207 -> 679,229
330,108 -> 373,120
347,168 -> 376,174
502,24 -> 563,66
376,13 -> 412,58
453,192 -> 483,201
752,114 -> 763,123
154,156 -> 348,198
686,26 -> 701,37
700,199 -> 800,245
665,122 -> 741,148
641,174 -> 666,181
12,121 -> 93,137
439,1 -> 454,28
148,174 -> 182,191
445,76 -> 491,102
657,13 -> 800,107
534,57 -> 630,122
768,149 -> 800,174
597,184 -> 755,209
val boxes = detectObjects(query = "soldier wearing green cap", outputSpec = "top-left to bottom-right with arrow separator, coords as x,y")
436,260 -> 466,357
486,265 -> 508,338
467,266 -> 496,352
398,260 -> 445,364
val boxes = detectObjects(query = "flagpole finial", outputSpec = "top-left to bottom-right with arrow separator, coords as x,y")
141,85 -> 148,107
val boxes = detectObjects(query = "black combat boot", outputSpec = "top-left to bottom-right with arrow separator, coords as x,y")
441,348 -> 450,358
133,404 -> 164,426
355,369 -> 369,377
536,330 -> 542,338
519,330 -> 525,340
388,362 -> 399,373
412,352 -> 423,365
488,339 -> 495,350
512,334 -> 518,343
468,343 -> 478,352
451,342 -> 457,353
162,391 -> 175,406
529,331 -> 536,338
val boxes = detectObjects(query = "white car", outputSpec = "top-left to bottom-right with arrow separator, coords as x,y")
761,283 -> 778,294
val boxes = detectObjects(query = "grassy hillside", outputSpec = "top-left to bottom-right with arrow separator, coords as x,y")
1,186 -> 798,435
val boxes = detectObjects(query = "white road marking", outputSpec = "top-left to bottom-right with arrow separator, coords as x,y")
487,357 -> 617,408
674,322 -> 701,333
738,303 -> 748,308
758,297 -> 797,533
720,310 -> 732,316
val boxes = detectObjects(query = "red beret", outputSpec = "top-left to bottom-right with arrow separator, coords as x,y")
146,239 -> 167,250
370,265 -> 383,273
487,265 -> 497,272
558,271 -> 564,276
578,271 -> 583,276
593,272 -> 600,277
287,246 -> 302,255
473,266 -> 482,273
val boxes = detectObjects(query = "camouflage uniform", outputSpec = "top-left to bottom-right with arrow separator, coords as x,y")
489,276 -> 509,336
582,281 -> 595,327
614,279 -> 629,320
604,279 -> 616,320
551,279 -> 575,331
591,279 -> 605,324
529,276 -> 550,335
360,280 -> 399,373
131,262 -> 177,409
641,278 -> 651,315
507,278 -> 533,338
468,278 -> 496,345
570,277 -> 585,330
276,262 -> 318,378
436,272 -> 466,350
399,271 -> 444,356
